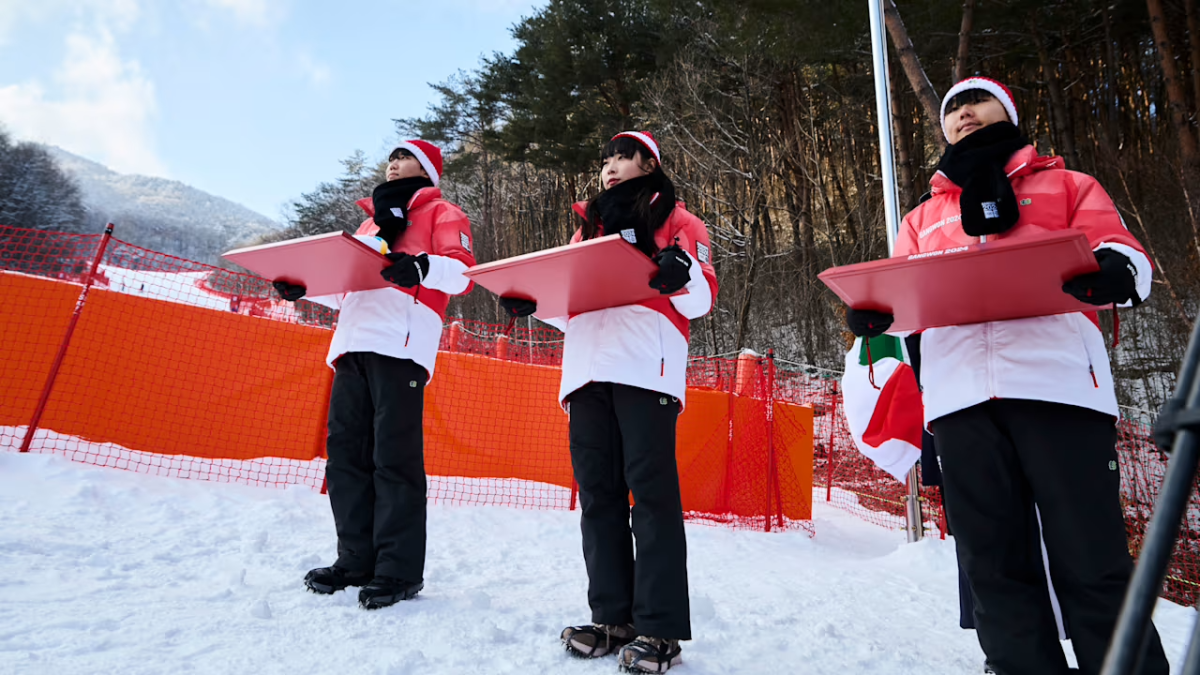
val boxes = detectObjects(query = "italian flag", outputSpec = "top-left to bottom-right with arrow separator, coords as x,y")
841,335 -> 924,482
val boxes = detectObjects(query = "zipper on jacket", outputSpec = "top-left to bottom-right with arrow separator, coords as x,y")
657,313 -> 665,377
1068,314 -> 1099,388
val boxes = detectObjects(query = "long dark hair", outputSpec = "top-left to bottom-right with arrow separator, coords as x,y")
581,136 -> 676,248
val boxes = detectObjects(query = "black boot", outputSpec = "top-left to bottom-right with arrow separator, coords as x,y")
304,565 -> 371,594
358,576 -> 423,609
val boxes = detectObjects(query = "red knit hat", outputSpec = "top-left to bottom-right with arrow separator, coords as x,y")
940,77 -> 1019,141
612,131 -> 661,163
392,140 -> 444,186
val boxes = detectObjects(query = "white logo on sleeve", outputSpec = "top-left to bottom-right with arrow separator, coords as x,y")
620,228 -> 638,244
696,241 -> 710,263
460,232 -> 472,252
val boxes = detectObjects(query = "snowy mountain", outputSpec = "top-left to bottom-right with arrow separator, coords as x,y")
43,146 -> 282,263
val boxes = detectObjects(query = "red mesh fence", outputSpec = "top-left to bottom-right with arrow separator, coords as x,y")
0,224 -> 812,533
2,224 -> 1195,603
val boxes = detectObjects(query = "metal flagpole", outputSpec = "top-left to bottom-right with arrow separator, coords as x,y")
867,0 -> 923,542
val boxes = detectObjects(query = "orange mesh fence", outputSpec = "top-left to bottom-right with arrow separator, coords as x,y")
0,225 -> 812,532
4,223 -> 1196,597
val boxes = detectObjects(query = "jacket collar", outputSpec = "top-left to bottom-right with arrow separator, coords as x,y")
356,187 -> 442,218
929,145 -> 1062,195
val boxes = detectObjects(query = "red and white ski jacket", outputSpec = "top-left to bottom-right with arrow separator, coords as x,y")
894,145 -> 1152,425
540,201 -> 719,408
308,187 -> 475,379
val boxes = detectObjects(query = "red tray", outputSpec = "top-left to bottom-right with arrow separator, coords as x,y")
818,230 -> 1102,333
464,234 -> 683,319
222,231 -> 391,297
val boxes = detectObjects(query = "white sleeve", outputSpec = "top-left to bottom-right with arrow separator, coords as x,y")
537,315 -> 568,332
419,254 -> 471,295
668,252 -> 713,319
1094,242 -> 1152,306
305,293 -> 342,310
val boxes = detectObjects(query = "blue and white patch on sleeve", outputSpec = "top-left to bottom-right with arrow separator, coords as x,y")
460,232 -> 472,252
696,241 -> 710,264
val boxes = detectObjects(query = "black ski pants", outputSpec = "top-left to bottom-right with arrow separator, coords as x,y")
325,352 -> 427,583
932,399 -> 1168,675
567,382 -> 691,640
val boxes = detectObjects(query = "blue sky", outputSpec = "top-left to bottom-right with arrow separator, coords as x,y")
0,0 -> 547,220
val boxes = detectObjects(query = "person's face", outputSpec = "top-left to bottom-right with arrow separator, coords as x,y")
386,151 -> 427,182
944,93 -> 1010,144
600,152 -> 656,189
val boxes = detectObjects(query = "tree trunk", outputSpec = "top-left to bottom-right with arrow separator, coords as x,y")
1147,0 -> 1200,163
882,0 -> 944,147
954,0 -> 976,84
1187,0 -> 1200,120
1147,0 -> 1200,261
1031,23 -> 1078,165
889,57 -> 916,212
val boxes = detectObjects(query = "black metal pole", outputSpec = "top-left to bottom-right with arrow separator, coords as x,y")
1101,310 -> 1200,675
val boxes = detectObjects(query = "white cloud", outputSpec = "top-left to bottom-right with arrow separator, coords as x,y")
0,29 -> 164,176
296,52 -> 331,86
0,0 -> 139,45
202,0 -> 283,27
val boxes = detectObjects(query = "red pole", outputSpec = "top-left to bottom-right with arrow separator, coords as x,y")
765,350 -> 784,530
825,381 -> 839,502
20,224 -> 114,453
569,478 -> 579,511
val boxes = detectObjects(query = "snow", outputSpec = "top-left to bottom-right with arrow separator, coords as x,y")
2,452 -> 1195,675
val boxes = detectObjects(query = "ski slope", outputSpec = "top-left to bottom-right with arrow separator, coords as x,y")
1,451 -> 1195,675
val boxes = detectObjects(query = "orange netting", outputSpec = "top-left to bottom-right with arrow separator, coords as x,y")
2,224 -> 1196,605
0,225 -> 812,534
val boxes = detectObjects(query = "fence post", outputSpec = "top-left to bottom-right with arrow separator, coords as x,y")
825,380 -> 839,502
766,350 -> 784,530
20,224 -> 114,454
569,478 -> 578,511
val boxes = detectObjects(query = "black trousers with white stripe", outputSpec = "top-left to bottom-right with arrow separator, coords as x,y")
932,399 -> 1168,675
567,382 -> 691,640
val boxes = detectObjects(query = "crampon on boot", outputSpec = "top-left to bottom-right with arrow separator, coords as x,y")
618,636 -> 682,673
560,623 -> 636,658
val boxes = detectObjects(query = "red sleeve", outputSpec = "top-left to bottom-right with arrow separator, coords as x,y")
669,208 -> 719,307
429,202 -> 476,294
1067,172 -> 1146,257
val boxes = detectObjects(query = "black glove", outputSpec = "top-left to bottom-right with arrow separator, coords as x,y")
1153,397 -> 1200,455
499,296 -> 537,318
381,252 -> 429,288
650,244 -> 692,294
1062,249 -> 1140,306
847,308 -> 894,338
273,280 -> 306,302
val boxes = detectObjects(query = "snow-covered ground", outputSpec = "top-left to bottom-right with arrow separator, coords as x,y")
1,451 -> 1195,675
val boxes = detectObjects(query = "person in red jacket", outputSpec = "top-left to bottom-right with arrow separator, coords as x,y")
846,78 -> 1168,675
500,131 -> 717,673
273,140 -> 475,610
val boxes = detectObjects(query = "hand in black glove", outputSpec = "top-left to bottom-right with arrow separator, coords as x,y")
847,308 -> 894,338
1062,248 -> 1139,306
650,244 -> 692,294
1153,397 -> 1200,455
273,280 -> 306,302
499,296 -> 537,318
381,252 -> 430,288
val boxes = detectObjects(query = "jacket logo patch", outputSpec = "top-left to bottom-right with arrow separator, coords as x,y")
1020,198 -> 1032,206
982,201 -> 1000,219
696,241 -> 710,263
460,232 -> 471,252
620,228 -> 638,244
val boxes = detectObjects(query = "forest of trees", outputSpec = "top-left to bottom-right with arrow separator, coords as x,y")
0,127 -> 87,234
245,1 -> 1200,411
